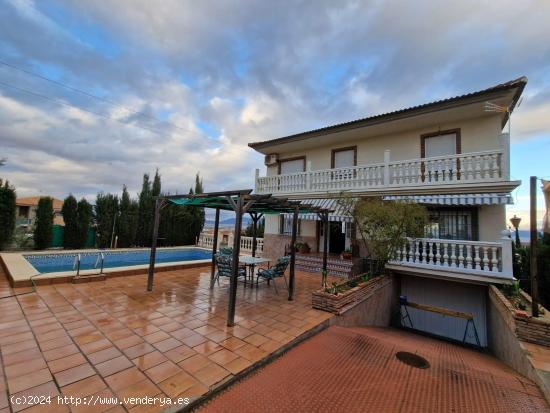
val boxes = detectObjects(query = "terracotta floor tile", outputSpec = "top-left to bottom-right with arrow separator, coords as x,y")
220,337 -> 247,351
178,354 -> 212,374
132,351 -> 168,371
145,360 -> 182,384
7,368 -> 52,394
123,342 -> 156,360
88,347 -> 123,365
228,326 -> 253,339
10,381 -> 59,413
4,357 -> 47,379
208,349 -> 239,366
259,339 -> 282,354
192,341 -> 222,356
116,378 -> 161,408
95,355 -> 134,377
243,333 -> 269,347
153,337 -> 182,352
0,331 -> 34,346
54,363 -> 95,387
105,367 -> 147,392
223,357 -> 252,375
2,348 -> 44,367
2,339 -> 37,355
163,345 -> 196,364
114,335 -> 143,350
143,331 -> 170,344
158,371 -> 198,398
48,353 -> 87,373
61,375 -> 107,398
233,344 -> 267,363
74,332 -> 104,346
192,364 -> 230,387
180,334 -> 207,348
43,344 -> 79,362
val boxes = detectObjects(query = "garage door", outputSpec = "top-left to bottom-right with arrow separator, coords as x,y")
400,277 -> 487,347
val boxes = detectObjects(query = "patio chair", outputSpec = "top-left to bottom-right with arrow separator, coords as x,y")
213,254 -> 246,286
219,247 -> 233,256
256,256 -> 290,294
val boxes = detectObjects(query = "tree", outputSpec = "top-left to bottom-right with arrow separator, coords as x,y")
244,217 -> 264,237
33,197 -> 53,250
136,174 -> 152,246
118,185 -> 139,247
62,195 -> 79,249
339,196 -> 427,272
77,198 -> 92,248
95,193 -> 119,248
0,179 -> 16,249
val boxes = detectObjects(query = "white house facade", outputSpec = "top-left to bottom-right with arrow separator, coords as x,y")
248,77 -> 527,346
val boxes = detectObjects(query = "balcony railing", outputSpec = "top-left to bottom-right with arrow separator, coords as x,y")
197,233 -> 264,255
16,218 -> 32,226
255,148 -> 509,195
388,235 -> 513,280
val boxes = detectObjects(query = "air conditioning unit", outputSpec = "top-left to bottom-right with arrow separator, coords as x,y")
264,153 -> 279,166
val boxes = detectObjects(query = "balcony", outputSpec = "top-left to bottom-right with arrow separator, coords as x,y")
197,233 -> 264,255
255,149 -> 513,197
386,235 -> 514,284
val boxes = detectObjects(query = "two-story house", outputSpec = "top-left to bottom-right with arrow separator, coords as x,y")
16,196 -> 64,228
248,77 -> 526,346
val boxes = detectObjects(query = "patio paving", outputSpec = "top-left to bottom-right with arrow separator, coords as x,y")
0,265 -> 333,413
198,325 -> 549,413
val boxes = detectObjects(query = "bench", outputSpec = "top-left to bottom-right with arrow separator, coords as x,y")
399,296 -> 481,347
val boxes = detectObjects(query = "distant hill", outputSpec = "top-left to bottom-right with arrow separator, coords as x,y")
205,216 -> 252,227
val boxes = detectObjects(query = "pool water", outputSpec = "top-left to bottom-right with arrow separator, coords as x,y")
24,248 -> 211,273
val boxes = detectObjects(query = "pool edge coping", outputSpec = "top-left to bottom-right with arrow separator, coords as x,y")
0,247 -> 212,287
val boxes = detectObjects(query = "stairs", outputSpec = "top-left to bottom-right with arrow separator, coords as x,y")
295,254 -> 353,278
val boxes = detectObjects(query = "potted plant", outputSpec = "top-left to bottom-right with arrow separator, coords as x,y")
341,247 -> 352,260
295,241 -> 310,253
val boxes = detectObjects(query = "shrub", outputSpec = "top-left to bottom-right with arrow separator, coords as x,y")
0,179 -> 16,249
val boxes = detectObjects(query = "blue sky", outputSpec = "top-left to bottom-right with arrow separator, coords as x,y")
0,0 -> 549,229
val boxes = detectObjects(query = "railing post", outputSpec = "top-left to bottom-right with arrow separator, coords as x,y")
306,161 -> 312,190
254,168 -> 260,193
384,150 -> 390,186
500,229 -> 513,277
500,133 -> 510,180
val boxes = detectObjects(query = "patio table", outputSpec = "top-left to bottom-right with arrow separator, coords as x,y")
239,255 -> 270,287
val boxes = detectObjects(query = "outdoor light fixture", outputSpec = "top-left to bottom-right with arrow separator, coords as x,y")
510,215 -> 522,248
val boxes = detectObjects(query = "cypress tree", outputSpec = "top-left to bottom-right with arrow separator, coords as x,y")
62,195 -> 78,248
33,197 -> 53,249
95,193 -> 119,248
118,185 -> 139,248
77,198 -> 92,248
0,179 -> 16,249
136,174 -> 151,246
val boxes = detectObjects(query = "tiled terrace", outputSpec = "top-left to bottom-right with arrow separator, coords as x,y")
0,266 -> 333,413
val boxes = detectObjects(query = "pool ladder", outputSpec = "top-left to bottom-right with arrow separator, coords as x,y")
72,253 -> 105,277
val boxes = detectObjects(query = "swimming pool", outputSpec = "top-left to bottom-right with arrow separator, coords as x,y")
24,248 -> 211,273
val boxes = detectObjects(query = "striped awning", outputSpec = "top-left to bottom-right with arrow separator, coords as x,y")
284,199 -> 352,222
382,193 -> 513,206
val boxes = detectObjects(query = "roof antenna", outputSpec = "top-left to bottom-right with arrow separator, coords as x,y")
484,101 -> 513,137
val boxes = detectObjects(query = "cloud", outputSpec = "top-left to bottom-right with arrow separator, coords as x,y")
0,0 -> 549,203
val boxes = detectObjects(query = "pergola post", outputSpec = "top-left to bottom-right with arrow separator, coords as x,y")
288,206 -> 299,301
227,195 -> 243,327
210,208 -> 220,289
147,197 -> 163,291
322,212 -> 329,287
250,213 -> 263,258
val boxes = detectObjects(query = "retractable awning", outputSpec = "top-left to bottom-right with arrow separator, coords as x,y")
284,198 -> 352,222
382,193 -> 513,206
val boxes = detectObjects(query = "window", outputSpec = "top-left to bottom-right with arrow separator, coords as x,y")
279,216 -> 301,235
425,208 -> 478,241
279,157 -> 305,174
332,147 -> 357,168
421,129 -> 461,158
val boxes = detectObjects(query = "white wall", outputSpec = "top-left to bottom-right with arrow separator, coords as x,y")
478,205 -> 506,241
267,115 -> 502,175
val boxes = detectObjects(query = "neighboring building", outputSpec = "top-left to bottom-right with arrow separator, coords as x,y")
249,77 -> 527,346
16,196 -> 64,229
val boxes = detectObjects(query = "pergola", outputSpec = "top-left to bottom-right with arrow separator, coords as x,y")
146,189 -> 333,327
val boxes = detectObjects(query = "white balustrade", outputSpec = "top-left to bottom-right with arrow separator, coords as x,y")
255,149 -> 505,195
197,233 -> 264,255
389,236 -> 513,279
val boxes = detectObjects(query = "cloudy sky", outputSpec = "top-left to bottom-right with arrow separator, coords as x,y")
1,0 -> 549,227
